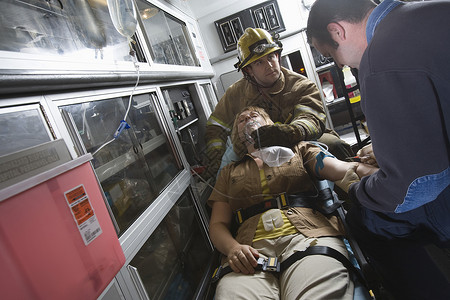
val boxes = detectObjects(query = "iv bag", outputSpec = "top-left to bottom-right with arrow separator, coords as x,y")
107,0 -> 137,38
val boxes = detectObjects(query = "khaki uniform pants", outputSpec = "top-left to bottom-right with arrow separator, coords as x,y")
215,234 -> 354,300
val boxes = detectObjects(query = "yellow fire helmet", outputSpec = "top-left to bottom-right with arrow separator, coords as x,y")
235,27 -> 282,71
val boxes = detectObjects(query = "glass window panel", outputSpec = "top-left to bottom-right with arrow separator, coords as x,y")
130,190 -> 212,300
62,98 -> 131,160
0,107 -> 52,157
165,15 -> 196,66
61,98 -> 154,233
0,0 -> 132,62
124,93 -> 181,192
136,0 -> 198,66
201,83 -> 217,112
60,93 -> 181,235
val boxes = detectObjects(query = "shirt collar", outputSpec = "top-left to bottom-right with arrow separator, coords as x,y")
268,68 -> 286,94
366,0 -> 402,43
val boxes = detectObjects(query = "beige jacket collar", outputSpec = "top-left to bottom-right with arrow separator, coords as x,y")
245,67 -> 287,99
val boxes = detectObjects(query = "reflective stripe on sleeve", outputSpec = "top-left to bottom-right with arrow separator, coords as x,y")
207,115 -> 232,132
207,138 -> 225,151
294,119 -> 321,140
293,105 -> 326,124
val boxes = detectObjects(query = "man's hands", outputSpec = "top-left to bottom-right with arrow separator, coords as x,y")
227,244 -> 260,274
250,124 -> 305,148
357,144 -> 378,167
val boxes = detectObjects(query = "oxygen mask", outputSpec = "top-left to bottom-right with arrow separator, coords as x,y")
245,119 -> 294,167
244,119 -> 261,145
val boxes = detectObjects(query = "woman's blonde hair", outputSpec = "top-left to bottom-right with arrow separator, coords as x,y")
231,106 -> 274,157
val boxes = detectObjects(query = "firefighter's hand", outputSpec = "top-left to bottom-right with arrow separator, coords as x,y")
335,164 -> 360,193
251,124 -> 305,148
203,147 -> 224,180
227,245 -> 259,274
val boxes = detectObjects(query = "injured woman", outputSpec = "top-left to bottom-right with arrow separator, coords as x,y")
208,106 -> 378,300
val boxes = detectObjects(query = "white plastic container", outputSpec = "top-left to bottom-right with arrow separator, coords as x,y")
343,66 -> 361,103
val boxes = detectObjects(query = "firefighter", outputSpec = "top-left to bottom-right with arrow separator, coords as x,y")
204,27 -> 353,179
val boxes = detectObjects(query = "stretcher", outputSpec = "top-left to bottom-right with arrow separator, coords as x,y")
208,179 -> 386,300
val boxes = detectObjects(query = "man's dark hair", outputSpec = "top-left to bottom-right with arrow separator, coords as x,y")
306,0 -> 377,47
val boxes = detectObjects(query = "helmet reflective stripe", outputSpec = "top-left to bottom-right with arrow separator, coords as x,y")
236,28 -> 282,71
252,43 -> 280,54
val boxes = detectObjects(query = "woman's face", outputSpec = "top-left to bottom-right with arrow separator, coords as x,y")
237,110 -> 267,143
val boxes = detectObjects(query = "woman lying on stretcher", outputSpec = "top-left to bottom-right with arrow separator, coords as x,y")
208,106 -> 377,300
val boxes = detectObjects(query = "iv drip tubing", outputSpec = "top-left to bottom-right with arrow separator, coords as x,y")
92,49 -> 140,156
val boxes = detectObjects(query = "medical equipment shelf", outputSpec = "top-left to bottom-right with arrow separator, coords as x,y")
95,134 -> 166,182
334,67 -> 371,150
308,44 -> 369,150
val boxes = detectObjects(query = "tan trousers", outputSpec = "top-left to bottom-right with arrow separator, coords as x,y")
215,234 -> 354,300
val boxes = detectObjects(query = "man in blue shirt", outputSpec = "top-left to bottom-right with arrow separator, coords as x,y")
307,0 -> 450,299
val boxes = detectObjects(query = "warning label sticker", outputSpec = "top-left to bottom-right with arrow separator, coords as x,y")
65,184 -> 102,245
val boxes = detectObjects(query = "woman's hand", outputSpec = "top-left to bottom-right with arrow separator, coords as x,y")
227,244 -> 260,274
209,201 -> 260,275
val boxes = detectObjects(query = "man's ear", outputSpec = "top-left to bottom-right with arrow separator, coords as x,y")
327,22 -> 346,42
244,66 -> 254,77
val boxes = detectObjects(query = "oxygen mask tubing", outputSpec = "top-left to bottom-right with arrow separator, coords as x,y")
244,119 -> 262,147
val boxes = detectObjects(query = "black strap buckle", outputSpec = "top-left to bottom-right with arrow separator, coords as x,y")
235,209 -> 244,225
258,256 -> 281,273
211,265 -> 223,284
211,256 -> 281,284
275,193 -> 289,210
